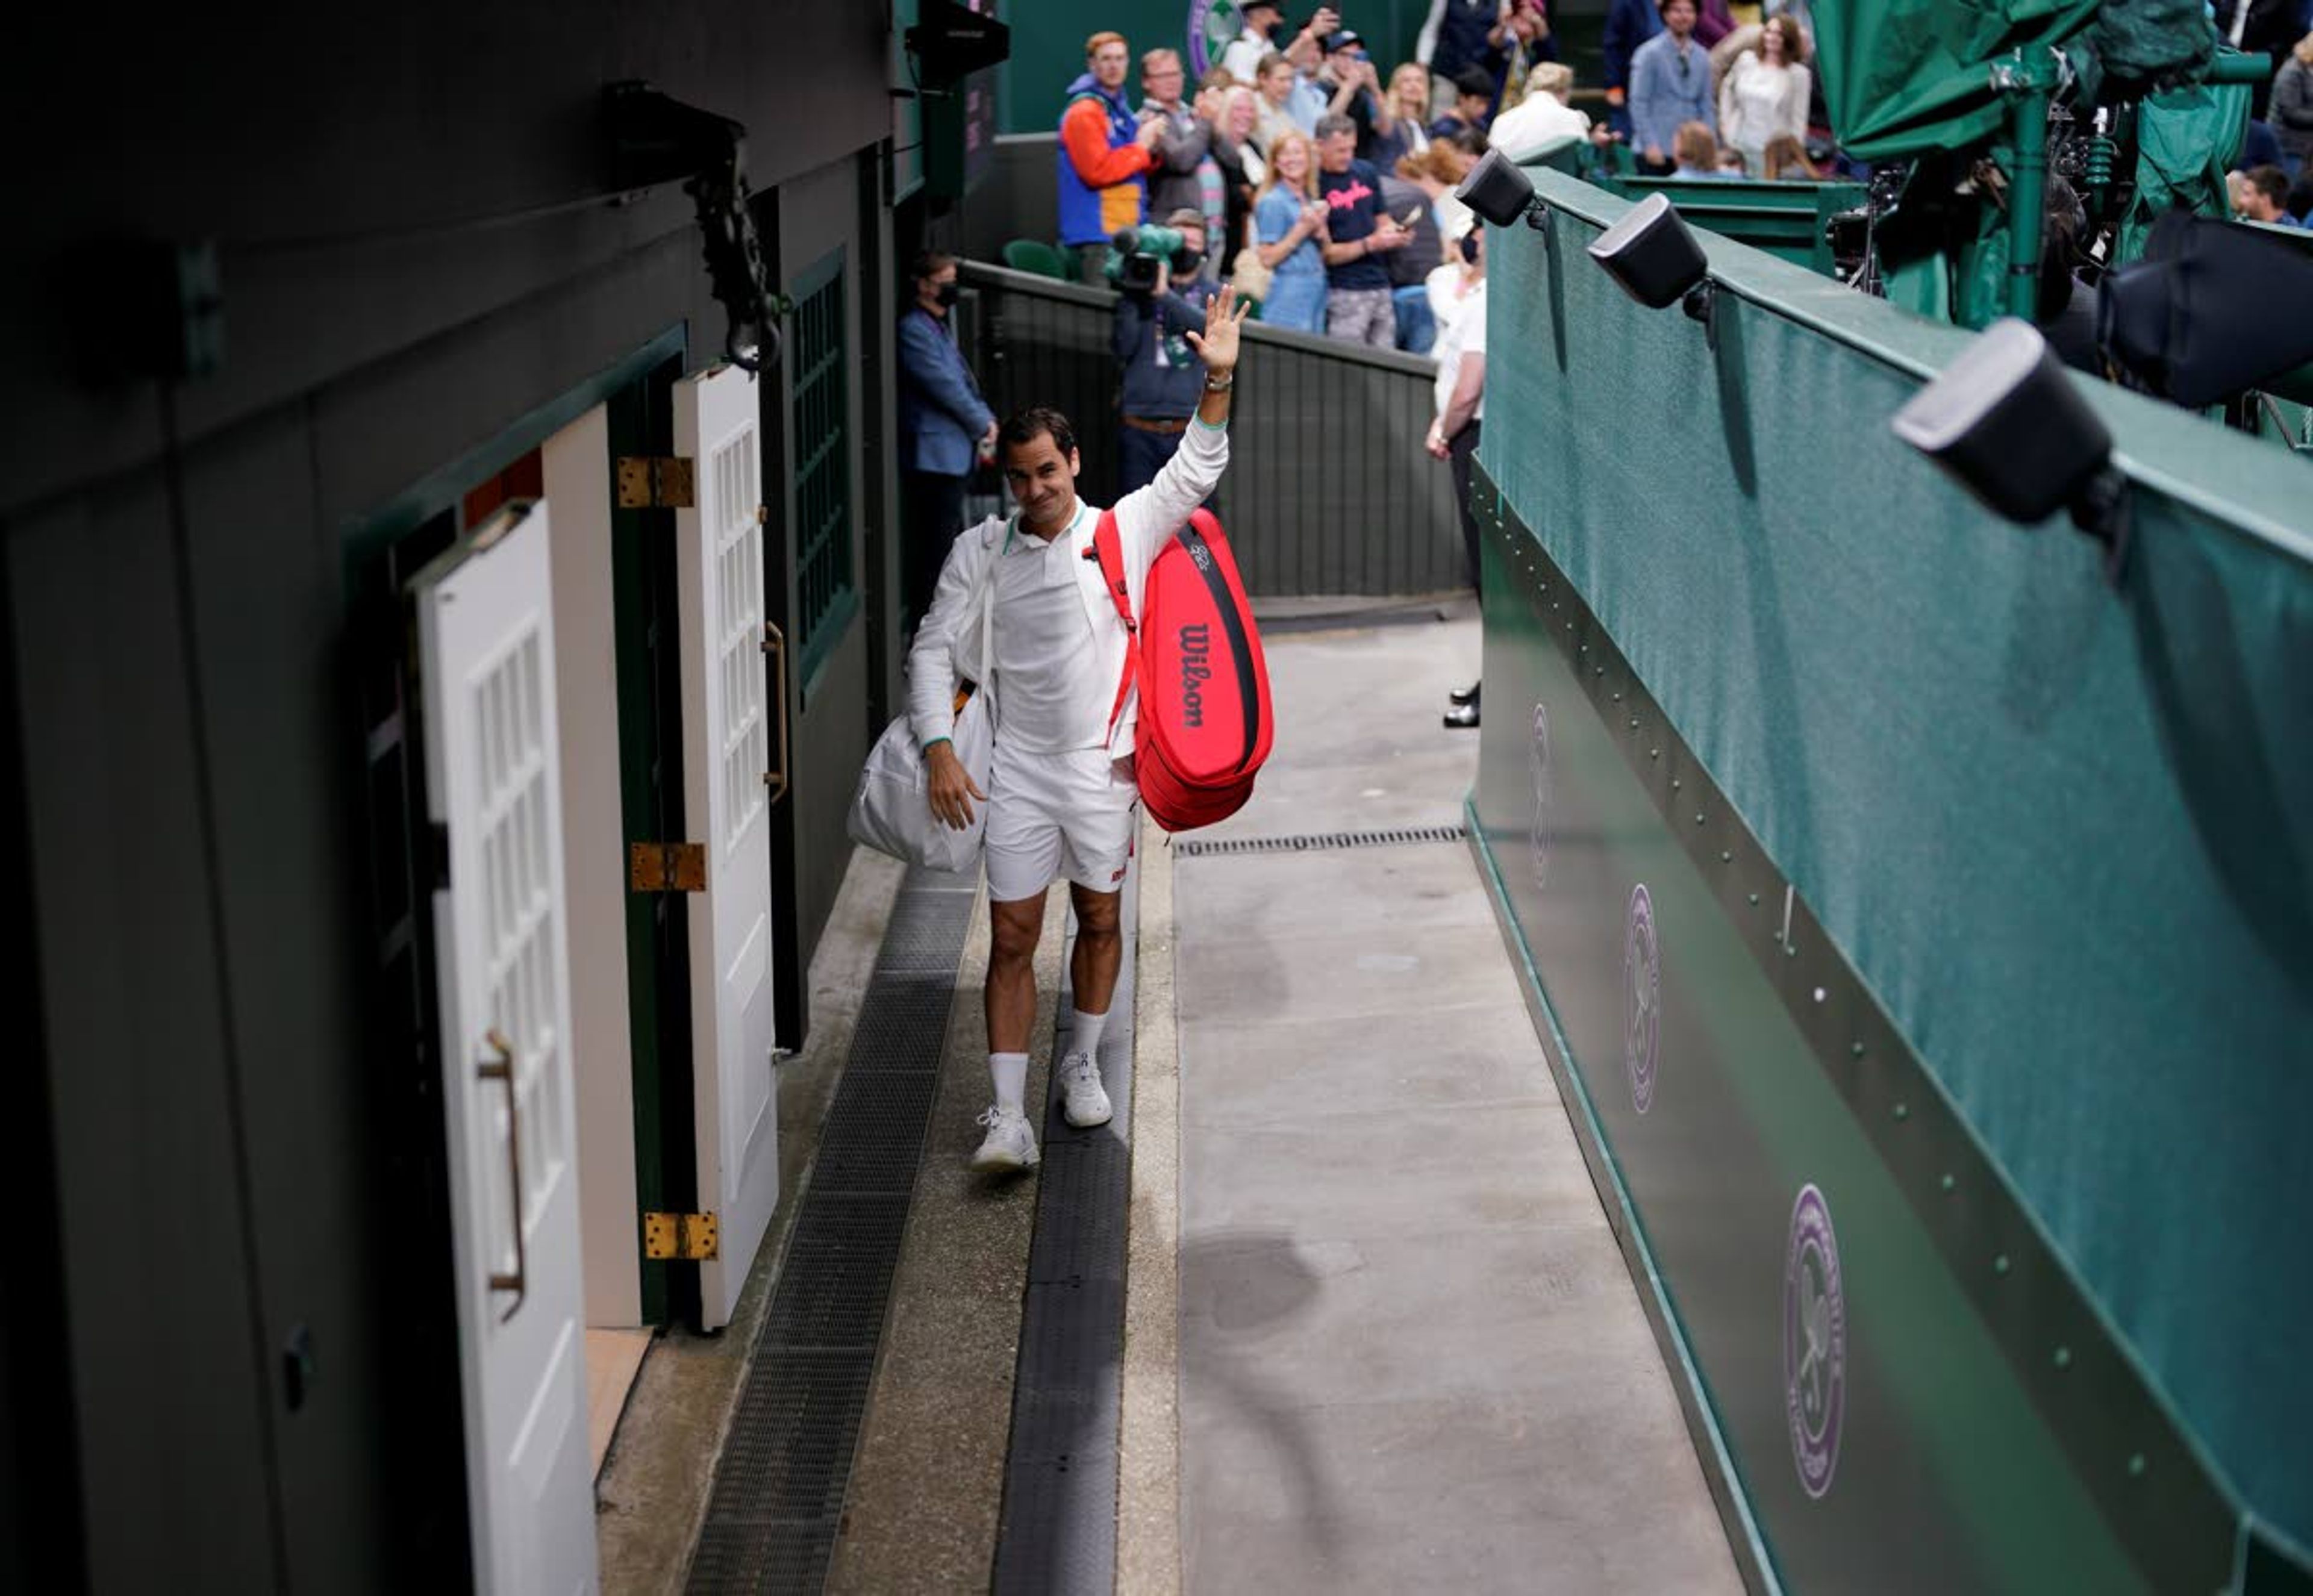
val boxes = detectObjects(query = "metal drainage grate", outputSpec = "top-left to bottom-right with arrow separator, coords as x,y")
1176,823 -> 1469,857
991,867 -> 1139,1595
686,864 -> 975,1595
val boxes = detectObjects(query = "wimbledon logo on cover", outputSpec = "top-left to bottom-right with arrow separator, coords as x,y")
1623,884 -> 1659,1113
1783,1183 -> 1847,1499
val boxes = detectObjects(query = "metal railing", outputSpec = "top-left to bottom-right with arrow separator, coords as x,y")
958,261 -> 1468,599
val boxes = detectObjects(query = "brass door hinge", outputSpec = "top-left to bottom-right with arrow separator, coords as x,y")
616,455 -> 696,509
641,1211 -> 720,1261
629,841 -> 707,892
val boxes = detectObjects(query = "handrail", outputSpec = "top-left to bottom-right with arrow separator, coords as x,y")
1515,163 -> 2313,563
958,261 -> 1441,378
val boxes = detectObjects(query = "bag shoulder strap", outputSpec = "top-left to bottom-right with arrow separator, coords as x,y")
1092,509 -> 1138,745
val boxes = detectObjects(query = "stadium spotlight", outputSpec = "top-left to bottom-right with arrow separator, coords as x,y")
1455,148 -> 1550,231
1891,318 -> 2126,570
1587,192 -> 1708,310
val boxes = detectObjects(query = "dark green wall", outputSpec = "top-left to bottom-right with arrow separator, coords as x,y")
6,3 -> 901,1585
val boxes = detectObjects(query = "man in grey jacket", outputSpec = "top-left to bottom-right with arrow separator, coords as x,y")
1138,48 -> 1214,220
910,289 -> 1250,1174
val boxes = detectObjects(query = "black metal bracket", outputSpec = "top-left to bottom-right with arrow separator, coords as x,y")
604,81 -> 789,372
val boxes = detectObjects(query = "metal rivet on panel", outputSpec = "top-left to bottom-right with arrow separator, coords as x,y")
1850,1042 -> 1865,1058
1694,813 -> 1706,826
1747,893 -> 1761,906
1720,850 -> 1732,862
1894,1102 -> 1911,1120
1940,1173 -> 1957,1194
1650,749 -> 1660,759
1994,1253 -> 2011,1275
2054,1345 -> 2074,1370
2127,1454 -> 2147,1478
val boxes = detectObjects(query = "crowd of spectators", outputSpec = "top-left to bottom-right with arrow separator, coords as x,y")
1041,2 -> 1859,356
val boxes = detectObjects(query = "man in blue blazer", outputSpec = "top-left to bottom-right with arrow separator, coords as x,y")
898,251 -> 998,632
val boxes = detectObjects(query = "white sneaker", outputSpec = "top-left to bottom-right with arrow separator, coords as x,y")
1058,1050 -> 1113,1129
970,1105 -> 1040,1173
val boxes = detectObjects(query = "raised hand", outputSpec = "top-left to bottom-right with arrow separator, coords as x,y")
1183,285 -> 1255,374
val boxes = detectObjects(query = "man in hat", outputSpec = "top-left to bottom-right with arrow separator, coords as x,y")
1220,0 -> 1287,84
1111,209 -> 1220,493
1314,26 -> 1402,163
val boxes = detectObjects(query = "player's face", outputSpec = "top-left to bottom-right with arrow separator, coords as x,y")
1001,432 -> 1082,528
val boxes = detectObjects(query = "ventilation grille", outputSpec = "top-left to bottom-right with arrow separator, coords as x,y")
1176,823 -> 1469,857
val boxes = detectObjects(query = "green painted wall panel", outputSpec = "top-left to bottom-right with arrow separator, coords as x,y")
1473,167 -> 2313,1576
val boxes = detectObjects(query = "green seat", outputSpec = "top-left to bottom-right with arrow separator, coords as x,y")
1002,238 -> 1069,279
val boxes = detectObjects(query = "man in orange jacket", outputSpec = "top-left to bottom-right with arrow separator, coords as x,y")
1057,32 -> 1168,285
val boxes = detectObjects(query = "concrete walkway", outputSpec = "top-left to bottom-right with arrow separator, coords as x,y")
1172,615 -> 1743,1593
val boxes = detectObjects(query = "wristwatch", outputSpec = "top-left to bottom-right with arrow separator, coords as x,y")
1203,371 -> 1234,392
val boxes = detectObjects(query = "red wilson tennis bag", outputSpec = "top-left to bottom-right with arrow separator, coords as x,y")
1093,506 -> 1273,832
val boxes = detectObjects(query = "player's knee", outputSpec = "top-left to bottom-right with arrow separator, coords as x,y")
990,902 -> 1043,964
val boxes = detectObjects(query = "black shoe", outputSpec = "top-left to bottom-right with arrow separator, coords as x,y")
1443,701 -> 1481,730
1447,681 -> 1481,706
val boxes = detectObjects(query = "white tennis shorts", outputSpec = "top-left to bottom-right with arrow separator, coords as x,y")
984,741 -> 1138,904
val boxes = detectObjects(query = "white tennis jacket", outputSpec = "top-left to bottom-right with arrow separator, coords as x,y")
907,418 -> 1229,762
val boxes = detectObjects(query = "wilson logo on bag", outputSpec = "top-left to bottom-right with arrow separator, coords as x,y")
1093,507 -> 1273,832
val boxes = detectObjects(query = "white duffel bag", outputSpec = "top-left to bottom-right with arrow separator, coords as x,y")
847,555 -> 996,873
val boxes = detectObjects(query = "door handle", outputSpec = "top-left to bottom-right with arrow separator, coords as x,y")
762,620 -> 791,805
478,1028 -> 528,1324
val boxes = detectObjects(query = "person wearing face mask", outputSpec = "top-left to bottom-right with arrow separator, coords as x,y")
1222,0 -> 1288,83
897,251 -> 999,635
1111,210 -> 1221,493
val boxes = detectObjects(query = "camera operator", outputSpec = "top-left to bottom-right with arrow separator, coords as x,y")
1111,209 -> 1221,493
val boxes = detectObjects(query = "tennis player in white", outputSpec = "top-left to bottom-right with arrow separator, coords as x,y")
910,287 -> 1250,1173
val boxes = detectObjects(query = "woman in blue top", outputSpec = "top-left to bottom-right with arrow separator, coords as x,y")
1252,129 -> 1331,333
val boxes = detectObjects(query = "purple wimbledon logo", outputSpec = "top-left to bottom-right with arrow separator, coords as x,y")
1783,1183 -> 1847,1499
1529,703 -> 1552,892
1187,0 -> 1241,77
1622,885 -> 1658,1114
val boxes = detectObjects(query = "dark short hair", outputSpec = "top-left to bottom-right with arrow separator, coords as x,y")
1313,111 -> 1357,141
998,406 -> 1079,462
1452,66 -> 1494,100
910,249 -> 956,284
2246,164 -> 2291,208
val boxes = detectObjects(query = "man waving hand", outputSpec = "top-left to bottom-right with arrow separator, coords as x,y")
908,288 -> 1252,1174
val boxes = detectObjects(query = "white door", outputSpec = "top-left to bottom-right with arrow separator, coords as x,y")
675,363 -> 782,1330
420,501 -> 600,1596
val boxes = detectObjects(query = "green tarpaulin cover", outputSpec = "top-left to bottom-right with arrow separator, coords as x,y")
1812,0 -> 2102,158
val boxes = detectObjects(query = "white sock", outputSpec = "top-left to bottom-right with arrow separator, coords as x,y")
990,1053 -> 1029,1115
1070,1007 -> 1110,1064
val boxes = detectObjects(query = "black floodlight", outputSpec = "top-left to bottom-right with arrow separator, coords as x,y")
1457,148 -> 1541,229
1587,192 -> 1709,310
1893,318 -> 2121,545
906,0 -> 1011,90
2097,210 -> 2313,409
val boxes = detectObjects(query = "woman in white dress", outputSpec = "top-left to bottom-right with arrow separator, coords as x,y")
1717,15 -> 1810,175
